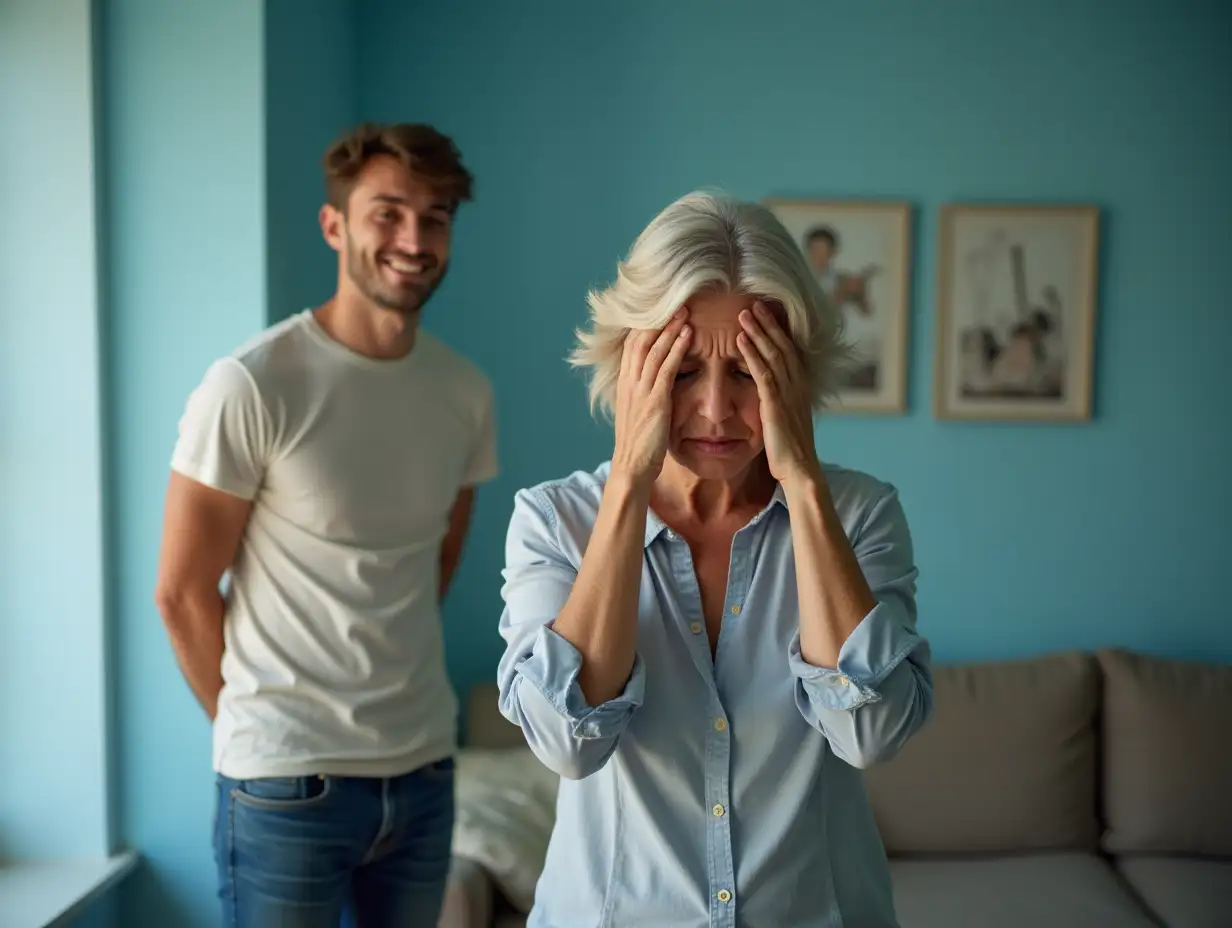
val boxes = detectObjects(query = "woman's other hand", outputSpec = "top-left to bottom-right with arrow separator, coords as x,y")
610,308 -> 692,488
737,301 -> 821,488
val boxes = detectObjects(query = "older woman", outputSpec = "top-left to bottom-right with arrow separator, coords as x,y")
495,191 -> 933,927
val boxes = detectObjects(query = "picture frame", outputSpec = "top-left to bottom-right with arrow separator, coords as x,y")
764,198 -> 913,414
934,203 -> 1100,421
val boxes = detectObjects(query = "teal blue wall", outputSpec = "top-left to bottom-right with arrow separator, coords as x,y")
356,0 -> 1232,706
0,0 -> 112,863
104,0 -> 267,918
99,0 -> 355,922
265,0 -> 357,320
8,0 -> 1222,924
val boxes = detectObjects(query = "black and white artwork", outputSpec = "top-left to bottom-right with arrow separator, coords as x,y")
935,205 -> 1100,421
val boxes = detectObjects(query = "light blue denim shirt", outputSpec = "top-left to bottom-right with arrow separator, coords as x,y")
496,461 -> 933,927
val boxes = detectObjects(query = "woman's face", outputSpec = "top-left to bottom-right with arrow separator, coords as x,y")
667,290 -> 768,481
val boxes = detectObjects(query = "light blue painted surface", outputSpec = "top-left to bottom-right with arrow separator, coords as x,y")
101,0 -> 354,923
0,0 -> 110,863
101,0 -> 267,922
265,0 -> 358,322
353,0 -> 1232,705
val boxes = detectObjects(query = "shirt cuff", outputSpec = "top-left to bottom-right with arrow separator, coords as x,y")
514,623 -> 645,740
788,601 -> 923,711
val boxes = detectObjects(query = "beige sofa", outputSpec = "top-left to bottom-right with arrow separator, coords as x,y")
438,648 -> 1232,928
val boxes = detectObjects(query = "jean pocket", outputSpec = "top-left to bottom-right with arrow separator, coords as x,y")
230,775 -> 334,811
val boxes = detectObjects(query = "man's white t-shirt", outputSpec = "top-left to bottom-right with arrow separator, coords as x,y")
170,309 -> 498,780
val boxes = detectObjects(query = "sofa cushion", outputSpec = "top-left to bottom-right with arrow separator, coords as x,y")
1099,648 -> 1232,856
1116,856 -> 1232,928
863,651 -> 1101,854
890,853 -> 1158,928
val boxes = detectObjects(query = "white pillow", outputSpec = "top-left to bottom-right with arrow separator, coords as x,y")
452,747 -> 559,913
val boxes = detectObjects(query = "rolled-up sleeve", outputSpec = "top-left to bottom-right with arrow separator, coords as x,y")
788,485 -> 933,768
496,487 -> 644,779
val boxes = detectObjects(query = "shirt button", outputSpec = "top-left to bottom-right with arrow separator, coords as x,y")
729,603 -> 742,615
689,621 -> 702,634
717,889 -> 733,903
712,803 -> 725,817
714,717 -> 727,732
836,675 -> 849,686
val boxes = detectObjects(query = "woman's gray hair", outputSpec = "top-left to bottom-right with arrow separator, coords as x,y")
569,190 -> 853,419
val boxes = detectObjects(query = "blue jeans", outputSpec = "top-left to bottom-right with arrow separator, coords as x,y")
213,758 -> 455,927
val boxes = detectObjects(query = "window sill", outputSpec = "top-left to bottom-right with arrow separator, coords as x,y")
0,851 -> 139,927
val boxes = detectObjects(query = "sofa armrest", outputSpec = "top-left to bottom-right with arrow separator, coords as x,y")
438,856 -> 495,928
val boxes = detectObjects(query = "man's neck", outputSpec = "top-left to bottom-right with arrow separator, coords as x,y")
313,293 -> 418,360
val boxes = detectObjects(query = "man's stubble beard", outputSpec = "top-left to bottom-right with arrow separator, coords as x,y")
345,233 -> 448,317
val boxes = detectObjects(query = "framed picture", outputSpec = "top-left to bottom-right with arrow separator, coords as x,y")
935,204 -> 1100,421
764,198 -> 912,414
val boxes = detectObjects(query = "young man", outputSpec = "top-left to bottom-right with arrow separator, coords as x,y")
154,123 -> 497,927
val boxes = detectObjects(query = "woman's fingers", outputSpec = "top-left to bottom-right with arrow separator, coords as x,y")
737,332 -> 776,397
742,302 -> 805,390
652,322 -> 692,396
629,328 -> 655,376
738,308 -> 785,381
619,329 -> 637,381
638,308 -> 688,382
753,302 -> 801,376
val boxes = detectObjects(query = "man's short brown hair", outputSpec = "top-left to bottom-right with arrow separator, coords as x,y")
322,122 -> 474,213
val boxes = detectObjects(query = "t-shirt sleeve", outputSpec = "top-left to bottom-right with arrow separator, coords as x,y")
461,376 -> 499,488
170,357 -> 270,500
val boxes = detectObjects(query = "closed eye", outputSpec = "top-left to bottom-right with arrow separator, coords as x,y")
674,368 -> 753,383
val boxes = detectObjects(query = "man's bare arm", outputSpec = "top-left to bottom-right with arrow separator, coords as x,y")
439,486 -> 476,600
154,472 -> 253,720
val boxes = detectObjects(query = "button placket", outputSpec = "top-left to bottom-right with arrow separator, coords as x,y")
666,537 -> 712,683
705,689 -> 735,925
721,529 -> 755,634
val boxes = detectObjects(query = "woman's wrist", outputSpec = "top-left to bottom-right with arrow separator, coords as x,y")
779,458 -> 828,502
782,466 -> 856,548
606,464 -> 656,501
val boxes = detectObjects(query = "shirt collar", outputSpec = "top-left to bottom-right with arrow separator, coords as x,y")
642,482 -> 790,548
